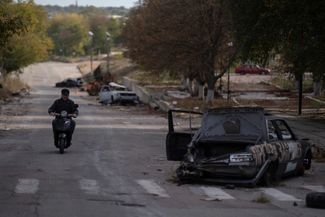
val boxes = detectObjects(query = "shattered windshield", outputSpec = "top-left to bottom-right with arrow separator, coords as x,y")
197,110 -> 266,142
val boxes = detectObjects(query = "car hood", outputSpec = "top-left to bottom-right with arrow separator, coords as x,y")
112,91 -> 137,94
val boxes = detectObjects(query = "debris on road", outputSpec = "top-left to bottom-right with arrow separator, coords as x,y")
306,192 -> 325,209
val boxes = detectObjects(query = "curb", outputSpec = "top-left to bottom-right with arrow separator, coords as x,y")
305,95 -> 325,105
123,76 -> 173,112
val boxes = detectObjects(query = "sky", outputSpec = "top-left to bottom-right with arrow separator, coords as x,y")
34,0 -> 138,8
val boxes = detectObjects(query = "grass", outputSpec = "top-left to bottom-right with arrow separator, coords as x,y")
253,193 -> 270,204
130,70 -> 180,86
271,74 -> 313,91
0,76 -> 29,100
315,94 -> 325,102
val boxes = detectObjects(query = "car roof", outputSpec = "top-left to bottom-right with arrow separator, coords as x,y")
206,107 -> 264,114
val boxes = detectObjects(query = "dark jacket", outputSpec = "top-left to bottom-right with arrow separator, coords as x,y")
48,98 -> 79,116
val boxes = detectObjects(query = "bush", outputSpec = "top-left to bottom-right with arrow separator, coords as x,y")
0,76 -> 29,100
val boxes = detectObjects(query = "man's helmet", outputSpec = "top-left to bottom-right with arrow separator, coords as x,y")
61,88 -> 70,96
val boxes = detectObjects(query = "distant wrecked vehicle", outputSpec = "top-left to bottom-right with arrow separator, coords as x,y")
235,64 -> 271,75
99,82 -> 139,105
55,78 -> 84,88
166,107 -> 312,186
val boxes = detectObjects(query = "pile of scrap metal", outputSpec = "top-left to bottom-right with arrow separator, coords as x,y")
84,63 -> 115,96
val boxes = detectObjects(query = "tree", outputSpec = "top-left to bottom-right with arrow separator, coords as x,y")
0,0 -> 53,74
124,0 -> 236,102
0,0 -> 29,47
48,13 -> 89,56
86,15 -> 124,55
231,0 -> 325,113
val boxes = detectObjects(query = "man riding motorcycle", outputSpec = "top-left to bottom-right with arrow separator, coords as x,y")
48,89 -> 78,147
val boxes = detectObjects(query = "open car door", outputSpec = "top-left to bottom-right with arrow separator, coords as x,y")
166,109 -> 202,161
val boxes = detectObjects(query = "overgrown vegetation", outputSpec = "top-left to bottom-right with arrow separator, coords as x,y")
0,0 -> 53,75
124,0 -> 235,102
253,193 -> 270,204
123,0 -> 325,104
43,5 -> 129,17
0,76 -> 29,100
271,74 -> 313,91
47,7 -> 126,57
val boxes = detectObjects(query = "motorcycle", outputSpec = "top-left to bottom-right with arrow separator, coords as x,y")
52,110 -> 77,154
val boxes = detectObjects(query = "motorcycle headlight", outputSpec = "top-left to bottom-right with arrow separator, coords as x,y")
229,153 -> 254,163
61,111 -> 68,117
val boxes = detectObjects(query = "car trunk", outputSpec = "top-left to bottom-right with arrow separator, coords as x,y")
195,140 -> 253,158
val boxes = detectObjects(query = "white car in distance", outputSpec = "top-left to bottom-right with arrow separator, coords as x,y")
99,82 -> 139,105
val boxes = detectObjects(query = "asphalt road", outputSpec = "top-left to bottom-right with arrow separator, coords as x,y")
0,62 -> 324,217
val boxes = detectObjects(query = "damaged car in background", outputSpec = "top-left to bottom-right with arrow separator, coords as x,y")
166,107 -> 312,186
99,82 -> 139,105
55,78 -> 84,88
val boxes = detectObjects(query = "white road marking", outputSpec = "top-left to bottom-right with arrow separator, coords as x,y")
260,188 -> 301,201
303,185 -> 325,192
136,180 -> 170,198
200,187 -> 235,200
79,179 -> 100,195
15,179 -> 39,194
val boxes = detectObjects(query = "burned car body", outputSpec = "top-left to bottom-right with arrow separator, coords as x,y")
99,82 -> 139,105
55,78 -> 83,88
166,107 -> 312,186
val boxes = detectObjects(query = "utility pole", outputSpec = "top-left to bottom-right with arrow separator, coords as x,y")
88,31 -> 94,73
227,42 -> 233,102
105,32 -> 111,74
298,73 -> 303,115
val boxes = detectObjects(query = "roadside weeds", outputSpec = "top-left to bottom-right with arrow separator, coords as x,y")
253,193 -> 270,203
0,76 -> 29,101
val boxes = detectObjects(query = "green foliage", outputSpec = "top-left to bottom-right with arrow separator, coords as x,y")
253,193 -> 270,204
87,15 -> 124,54
48,8 -> 125,56
231,0 -> 325,80
44,5 -> 129,17
0,1 -> 28,47
48,13 -> 89,56
0,0 -> 53,74
124,0 -> 236,92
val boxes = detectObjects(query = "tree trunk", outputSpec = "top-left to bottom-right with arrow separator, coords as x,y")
295,79 -> 300,91
313,81 -> 321,96
205,67 -> 218,103
206,89 -> 214,102
198,83 -> 205,100
187,78 -> 194,95
193,80 -> 199,97
181,76 -> 187,90
298,74 -> 303,115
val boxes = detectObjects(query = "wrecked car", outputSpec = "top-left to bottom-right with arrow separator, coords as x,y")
98,82 -> 139,105
55,78 -> 83,88
166,107 -> 312,186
